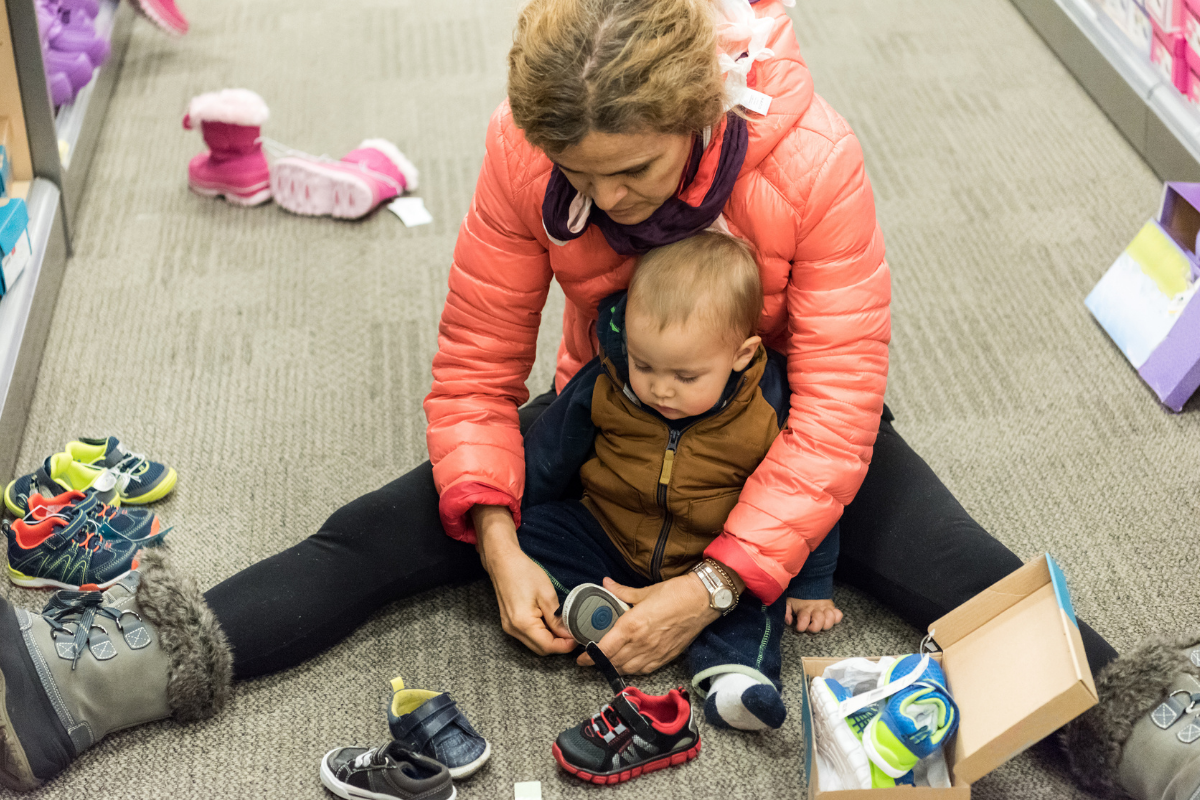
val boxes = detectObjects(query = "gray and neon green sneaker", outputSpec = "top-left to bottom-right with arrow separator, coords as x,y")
64,437 -> 177,505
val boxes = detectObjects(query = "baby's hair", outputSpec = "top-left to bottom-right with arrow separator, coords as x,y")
627,230 -> 762,344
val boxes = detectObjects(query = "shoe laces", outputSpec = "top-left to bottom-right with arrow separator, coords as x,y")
41,590 -> 139,669
260,136 -> 406,193
107,450 -> 149,490
40,501 -> 114,553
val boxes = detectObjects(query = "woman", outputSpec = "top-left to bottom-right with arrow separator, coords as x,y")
0,0 -> 1188,797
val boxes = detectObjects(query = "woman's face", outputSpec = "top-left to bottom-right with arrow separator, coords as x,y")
552,131 -> 693,225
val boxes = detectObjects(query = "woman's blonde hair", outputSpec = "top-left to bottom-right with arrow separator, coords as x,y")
508,0 -> 726,154
627,231 -> 762,344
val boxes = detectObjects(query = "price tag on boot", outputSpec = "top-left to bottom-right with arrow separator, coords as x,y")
389,197 -> 433,227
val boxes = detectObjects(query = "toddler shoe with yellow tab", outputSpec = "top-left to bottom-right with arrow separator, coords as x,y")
386,677 -> 490,779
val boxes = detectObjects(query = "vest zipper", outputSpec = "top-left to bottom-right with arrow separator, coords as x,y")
649,428 -> 683,581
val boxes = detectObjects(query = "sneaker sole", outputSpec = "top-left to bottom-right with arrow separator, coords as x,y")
447,739 -> 490,779
319,749 -> 457,800
561,583 -> 629,645
552,738 -> 701,785
810,677 -> 873,790
271,158 -> 377,219
3,479 -> 27,517
120,467 -> 178,505
188,182 -> 272,207
6,564 -> 137,592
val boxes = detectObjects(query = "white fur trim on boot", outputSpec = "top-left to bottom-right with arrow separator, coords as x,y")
359,139 -> 419,191
184,89 -> 269,129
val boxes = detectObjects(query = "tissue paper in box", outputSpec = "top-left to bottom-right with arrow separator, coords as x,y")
0,197 -> 32,297
1086,183 -> 1200,411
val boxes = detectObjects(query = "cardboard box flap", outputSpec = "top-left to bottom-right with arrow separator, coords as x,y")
928,555 -> 1098,785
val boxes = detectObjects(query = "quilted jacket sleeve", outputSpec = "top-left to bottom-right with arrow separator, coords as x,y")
424,106 -> 554,544
705,125 -> 891,604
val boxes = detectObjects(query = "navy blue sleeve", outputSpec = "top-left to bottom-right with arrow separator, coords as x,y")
521,357 -> 604,510
784,523 -> 840,601
759,348 -> 791,429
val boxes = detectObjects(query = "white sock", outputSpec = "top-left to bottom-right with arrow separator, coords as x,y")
706,672 -> 785,731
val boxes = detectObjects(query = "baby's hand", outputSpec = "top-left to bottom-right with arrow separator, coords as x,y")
785,598 -> 844,633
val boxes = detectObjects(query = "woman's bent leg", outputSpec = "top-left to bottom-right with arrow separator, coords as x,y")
835,411 -> 1118,675
207,389 -> 558,680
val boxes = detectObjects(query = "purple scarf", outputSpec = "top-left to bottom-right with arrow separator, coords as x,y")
541,112 -> 749,256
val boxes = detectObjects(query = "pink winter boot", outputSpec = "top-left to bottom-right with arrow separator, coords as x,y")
127,0 -> 188,36
270,139 -> 419,219
183,89 -> 271,207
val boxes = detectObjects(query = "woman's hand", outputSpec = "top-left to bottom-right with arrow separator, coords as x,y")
577,574 -> 720,675
473,505 -> 576,656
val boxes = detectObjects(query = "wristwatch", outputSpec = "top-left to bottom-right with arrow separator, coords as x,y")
692,558 -> 738,615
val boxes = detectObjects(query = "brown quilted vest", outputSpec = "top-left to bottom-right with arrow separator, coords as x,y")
580,347 -> 783,581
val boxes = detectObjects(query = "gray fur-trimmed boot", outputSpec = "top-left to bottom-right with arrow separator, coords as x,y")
0,549 -> 231,791
1062,632 -> 1200,799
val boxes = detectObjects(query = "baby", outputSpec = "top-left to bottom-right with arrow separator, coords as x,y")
519,229 -> 842,731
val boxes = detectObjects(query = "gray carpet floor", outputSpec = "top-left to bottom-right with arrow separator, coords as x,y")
3,0 -> 1198,797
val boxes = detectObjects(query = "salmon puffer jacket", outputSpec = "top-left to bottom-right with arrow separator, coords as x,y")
425,0 -> 890,604
522,293 -> 839,597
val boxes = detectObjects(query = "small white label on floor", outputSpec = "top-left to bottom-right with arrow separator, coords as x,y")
389,197 -> 433,227
514,781 -> 541,800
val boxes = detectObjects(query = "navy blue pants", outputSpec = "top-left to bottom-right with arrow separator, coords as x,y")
518,500 -> 786,690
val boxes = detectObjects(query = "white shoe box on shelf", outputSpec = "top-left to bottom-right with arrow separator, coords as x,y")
1103,0 -> 1155,57
801,555 -> 1097,799
0,197 -> 31,296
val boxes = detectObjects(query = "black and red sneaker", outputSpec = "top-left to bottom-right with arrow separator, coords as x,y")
552,644 -> 701,785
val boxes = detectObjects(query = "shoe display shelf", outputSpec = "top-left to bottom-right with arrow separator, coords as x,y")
1,0 -> 88,482
1010,0 -> 1200,181
52,0 -> 134,229
0,179 -> 67,483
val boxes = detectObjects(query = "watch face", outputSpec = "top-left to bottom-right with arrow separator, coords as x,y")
713,587 -> 734,610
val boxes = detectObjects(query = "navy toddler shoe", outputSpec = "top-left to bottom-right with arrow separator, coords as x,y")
387,677 -> 490,779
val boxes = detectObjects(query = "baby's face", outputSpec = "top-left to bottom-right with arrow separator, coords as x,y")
624,305 -> 757,420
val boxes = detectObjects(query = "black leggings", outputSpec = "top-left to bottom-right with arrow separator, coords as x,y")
205,399 -> 1117,681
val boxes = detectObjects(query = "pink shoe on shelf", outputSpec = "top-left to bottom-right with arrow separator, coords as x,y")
183,89 -> 271,207
270,139 -> 419,220
128,0 -> 187,36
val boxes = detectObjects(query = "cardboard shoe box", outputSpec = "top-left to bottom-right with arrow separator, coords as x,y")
1086,182 -> 1200,411
801,555 -> 1097,798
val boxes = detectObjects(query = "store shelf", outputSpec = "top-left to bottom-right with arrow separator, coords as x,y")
1011,0 -> 1200,180
53,0 -> 133,231
0,178 -> 68,482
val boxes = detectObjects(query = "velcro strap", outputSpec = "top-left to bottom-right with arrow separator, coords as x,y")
586,642 -> 626,694
392,694 -> 460,749
611,695 -> 657,741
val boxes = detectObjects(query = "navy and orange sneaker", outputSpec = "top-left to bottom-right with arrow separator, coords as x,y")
4,493 -> 149,590
553,644 -> 701,785
25,490 -> 167,547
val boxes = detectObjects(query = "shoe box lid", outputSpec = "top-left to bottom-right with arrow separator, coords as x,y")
801,554 -> 1098,798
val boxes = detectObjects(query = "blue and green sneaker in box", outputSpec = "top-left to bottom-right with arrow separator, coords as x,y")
0,197 -> 31,296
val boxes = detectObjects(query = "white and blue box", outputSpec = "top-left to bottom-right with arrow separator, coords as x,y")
0,197 -> 32,297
